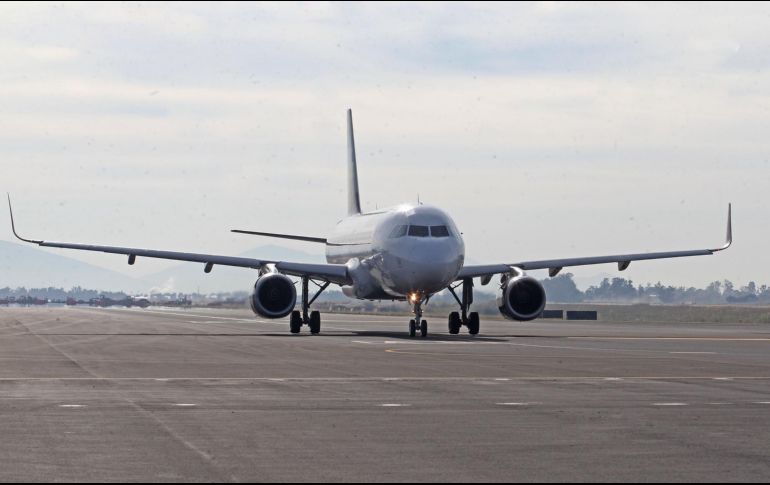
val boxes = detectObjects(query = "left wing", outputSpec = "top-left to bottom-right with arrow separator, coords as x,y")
7,196 -> 350,285
458,204 -> 732,280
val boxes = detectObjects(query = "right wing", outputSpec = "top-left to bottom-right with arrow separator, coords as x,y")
8,196 -> 350,285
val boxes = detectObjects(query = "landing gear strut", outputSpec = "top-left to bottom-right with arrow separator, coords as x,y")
447,278 -> 480,335
409,297 -> 428,338
290,276 -> 330,335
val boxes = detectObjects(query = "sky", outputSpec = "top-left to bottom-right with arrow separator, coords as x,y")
0,1 -> 768,290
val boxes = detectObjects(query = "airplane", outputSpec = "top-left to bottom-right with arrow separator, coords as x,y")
7,109 -> 732,337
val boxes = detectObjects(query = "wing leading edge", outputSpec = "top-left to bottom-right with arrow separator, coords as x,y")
457,204 -> 732,280
7,195 -> 350,285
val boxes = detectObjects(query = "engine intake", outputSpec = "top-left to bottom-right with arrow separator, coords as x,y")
250,273 -> 296,319
497,275 -> 546,321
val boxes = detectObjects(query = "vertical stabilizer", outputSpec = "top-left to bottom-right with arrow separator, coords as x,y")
347,109 -> 362,215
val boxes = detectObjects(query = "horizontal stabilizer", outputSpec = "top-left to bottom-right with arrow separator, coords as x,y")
230,229 -> 327,244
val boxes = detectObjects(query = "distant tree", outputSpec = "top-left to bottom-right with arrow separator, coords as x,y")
541,273 -> 583,303
651,282 -> 677,303
585,277 -> 638,302
723,280 -> 735,298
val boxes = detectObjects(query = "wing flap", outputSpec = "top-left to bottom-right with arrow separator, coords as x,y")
513,249 -> 713,272
276,262 -> 349,284
38,241 -> 267,269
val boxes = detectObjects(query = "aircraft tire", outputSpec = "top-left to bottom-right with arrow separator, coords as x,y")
448,312 -> 461,334
309,311 -> 321,334
290,311 -> 302,334
420,320 -> 428,338
468,312 -> 480,335
409,319 -> 417,338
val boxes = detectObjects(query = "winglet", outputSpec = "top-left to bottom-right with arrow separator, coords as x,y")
7,194 -> 43,244
712,203 -> 732,252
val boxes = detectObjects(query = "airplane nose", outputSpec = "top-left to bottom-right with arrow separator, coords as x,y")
406,268 -> 449,293
389,241 -> 462,294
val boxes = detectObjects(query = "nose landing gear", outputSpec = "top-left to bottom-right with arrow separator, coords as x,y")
447,278 -> 481,336
409,296 -> 428,338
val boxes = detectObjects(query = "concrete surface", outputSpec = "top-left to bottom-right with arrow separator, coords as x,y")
1,306 -> 769,482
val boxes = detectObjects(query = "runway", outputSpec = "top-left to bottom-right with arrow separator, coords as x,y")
1,306 -> 770,482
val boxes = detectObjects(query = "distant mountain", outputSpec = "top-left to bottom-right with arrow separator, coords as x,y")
140,244 -> 325,293
0,240 -> 144,291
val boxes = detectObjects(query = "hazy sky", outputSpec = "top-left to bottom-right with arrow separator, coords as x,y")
1,1 -> 768,288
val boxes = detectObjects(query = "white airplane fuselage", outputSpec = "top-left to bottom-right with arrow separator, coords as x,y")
326,204 -> 465,300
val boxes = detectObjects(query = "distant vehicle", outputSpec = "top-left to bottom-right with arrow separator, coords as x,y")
8,110 -> 732,337
131,297 -> 151,308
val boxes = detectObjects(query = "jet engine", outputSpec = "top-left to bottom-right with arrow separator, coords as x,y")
497,275 -> 546,321
250,273 -> 296,319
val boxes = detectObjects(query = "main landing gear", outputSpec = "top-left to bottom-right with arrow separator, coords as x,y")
446,278 -> 480,336
290,276 -> 330,335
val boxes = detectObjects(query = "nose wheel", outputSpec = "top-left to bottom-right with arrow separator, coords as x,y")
409,319 -> 428,338
409,298 -> 428,338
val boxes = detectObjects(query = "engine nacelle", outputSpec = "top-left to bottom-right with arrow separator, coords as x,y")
250,273 -> 297,319
497,275 -> 546,321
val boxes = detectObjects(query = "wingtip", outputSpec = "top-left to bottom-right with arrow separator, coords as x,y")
713,202 -> 732,252
6,195 -> 42,245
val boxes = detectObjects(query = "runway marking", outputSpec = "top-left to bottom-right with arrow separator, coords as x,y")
653,403 -> 688,406
174,404 -> 197,407
383,346 -> 663,357
351,340 -> 373,344
0,376 -> 769,382
91,307 -> 366,332
708,402 -> 734,406
494,378 -> 510,381
59,404 -> 86,408
670,352 -> 717,354
754,402 -> 770,405
604,378 -> 623,381
100,308 -> 256,322
571,337 -> 770,341
497,402 -> 540,406
380,404 -> 410,407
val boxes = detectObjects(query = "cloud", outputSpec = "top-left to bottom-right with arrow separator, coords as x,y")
0,2 -> 768,288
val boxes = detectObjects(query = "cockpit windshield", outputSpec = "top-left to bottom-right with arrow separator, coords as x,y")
408,225 -> 430,237
389,225 -> 408,238
430,225 -> 450,237
390,224 -> 453,238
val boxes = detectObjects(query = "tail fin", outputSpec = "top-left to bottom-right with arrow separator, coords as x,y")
347,109 -> 362,215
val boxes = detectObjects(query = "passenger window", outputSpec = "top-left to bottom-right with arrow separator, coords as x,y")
389,225 -> 408,238
408,225 -> 429,237
430,225 -> 450,237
